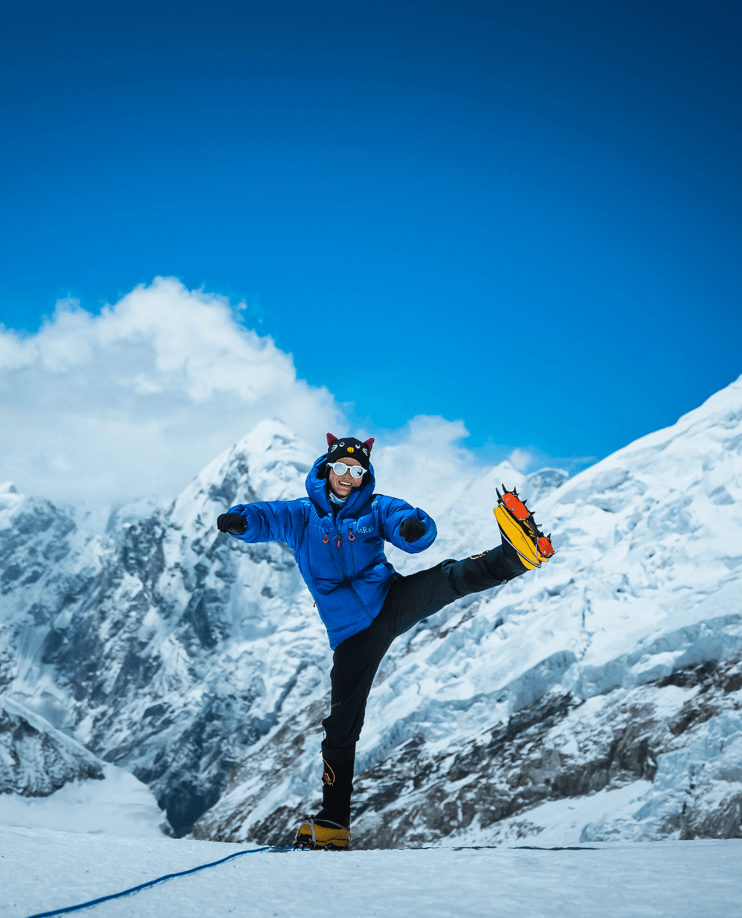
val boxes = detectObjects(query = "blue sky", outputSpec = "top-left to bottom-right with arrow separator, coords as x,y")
1,0 -> 741,472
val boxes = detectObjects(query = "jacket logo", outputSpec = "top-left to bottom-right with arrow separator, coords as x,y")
356,526 -> 374,534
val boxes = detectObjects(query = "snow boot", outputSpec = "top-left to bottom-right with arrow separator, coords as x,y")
494,485 -> 555,570
293,816 -> 351,851
293,749 -> 353,850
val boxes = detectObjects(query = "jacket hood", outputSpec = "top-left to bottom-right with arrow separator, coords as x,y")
305,453 -> 376,518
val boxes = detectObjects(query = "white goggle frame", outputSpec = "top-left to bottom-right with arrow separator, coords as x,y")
328,461 -> 365,479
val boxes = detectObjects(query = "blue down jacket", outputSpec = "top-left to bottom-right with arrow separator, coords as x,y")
227,453 -> 436,648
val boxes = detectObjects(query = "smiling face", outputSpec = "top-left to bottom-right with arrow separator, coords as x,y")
327,457 -> 364,498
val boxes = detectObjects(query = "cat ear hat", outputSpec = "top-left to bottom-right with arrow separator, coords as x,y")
326,433 -> 375,470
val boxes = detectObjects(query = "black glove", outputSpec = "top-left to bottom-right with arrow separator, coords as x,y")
399,517 -> 426,543
217,513 -> 247,535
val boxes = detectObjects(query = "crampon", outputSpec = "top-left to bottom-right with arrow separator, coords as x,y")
494,485 -> 555,570
293,816 -> 350,851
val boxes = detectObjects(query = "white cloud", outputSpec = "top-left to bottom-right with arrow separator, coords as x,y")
508,447 -> 538,472
1,277 -> 574,521
0,278 -> 343,508
370,415 -> 486,517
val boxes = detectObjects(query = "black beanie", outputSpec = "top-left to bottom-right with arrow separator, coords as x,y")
326,433 -> 374,470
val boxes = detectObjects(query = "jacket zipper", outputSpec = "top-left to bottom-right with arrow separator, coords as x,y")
325,529 -> 341,579
349,582 -> 373,621
334,526 -> 372,622
336,525 -> 347,580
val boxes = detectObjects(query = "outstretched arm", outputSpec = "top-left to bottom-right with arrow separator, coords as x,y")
218,500 -> 303,548
379,497 -> 437,554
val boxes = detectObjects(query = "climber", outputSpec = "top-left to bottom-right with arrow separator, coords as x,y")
216,434 -> 553,850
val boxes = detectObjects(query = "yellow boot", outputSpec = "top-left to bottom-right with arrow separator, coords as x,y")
494,485 -> 555,570
294,816 -> 350,850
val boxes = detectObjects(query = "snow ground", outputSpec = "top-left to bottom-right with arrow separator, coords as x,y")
2,827 -> 741,918
0,764 -> 167,838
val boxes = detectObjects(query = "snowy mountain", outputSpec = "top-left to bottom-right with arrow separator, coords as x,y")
1,377 -> 741,847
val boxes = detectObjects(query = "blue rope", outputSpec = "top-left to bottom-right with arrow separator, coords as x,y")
25,846 -> 293,918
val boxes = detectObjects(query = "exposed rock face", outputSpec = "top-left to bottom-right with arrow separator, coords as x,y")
2,378 -> 742,845
351,655 -> 742,847
190,657 -> 742,848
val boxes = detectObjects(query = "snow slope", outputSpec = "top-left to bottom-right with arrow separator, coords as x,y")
0,763 -> 167,837
0,696 -> 168,836
2,827 -> 741,918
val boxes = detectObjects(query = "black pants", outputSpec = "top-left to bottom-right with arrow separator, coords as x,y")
321,544 -> 525,761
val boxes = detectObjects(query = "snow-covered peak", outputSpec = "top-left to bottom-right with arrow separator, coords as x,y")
529,372 -> 742,686
553,373 -> 742,507
167,418 -> 315,534
230,418 -> 317,501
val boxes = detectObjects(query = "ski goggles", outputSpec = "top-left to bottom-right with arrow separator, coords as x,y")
328,461 -> 366,479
